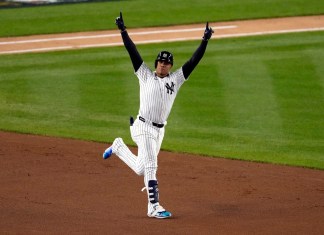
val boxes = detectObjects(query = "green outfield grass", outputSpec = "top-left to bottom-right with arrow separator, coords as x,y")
1,31 -> 323,169
0,0 -> 323,37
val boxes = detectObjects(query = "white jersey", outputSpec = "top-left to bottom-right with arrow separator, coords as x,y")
135,62 -> 187,124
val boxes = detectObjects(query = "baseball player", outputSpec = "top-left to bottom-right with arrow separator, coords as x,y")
103,12 -> 213,219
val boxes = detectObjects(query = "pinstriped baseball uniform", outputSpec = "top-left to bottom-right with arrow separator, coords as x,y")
113,62 -> 186,215
137,62 -> 186,124
107,27 -> 210,216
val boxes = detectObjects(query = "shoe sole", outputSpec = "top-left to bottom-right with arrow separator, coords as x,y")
148,212 -> 172,219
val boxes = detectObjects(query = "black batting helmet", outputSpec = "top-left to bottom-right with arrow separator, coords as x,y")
155,51 -> 173,68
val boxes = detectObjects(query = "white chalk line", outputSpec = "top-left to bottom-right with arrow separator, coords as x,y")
0,25 -> 236,45
217,27 -> 324,38
1,26 -> 324,55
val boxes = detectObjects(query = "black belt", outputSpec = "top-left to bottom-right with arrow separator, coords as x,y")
139,116 -> 164,128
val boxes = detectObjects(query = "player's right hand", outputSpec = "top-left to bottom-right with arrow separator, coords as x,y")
115,12 -> 126,31
203,22 -> 214,41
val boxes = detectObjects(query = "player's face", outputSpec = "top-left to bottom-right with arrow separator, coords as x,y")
156,60 -> 172,78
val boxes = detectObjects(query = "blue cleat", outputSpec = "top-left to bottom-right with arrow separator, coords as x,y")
103,147 -> 113,159
148,205 -> 172,219
153,210 -> 172,219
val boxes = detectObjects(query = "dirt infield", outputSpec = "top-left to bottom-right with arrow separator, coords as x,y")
1,16 -> 324,234
1,131 -> 324,234
1,15 -> 324,54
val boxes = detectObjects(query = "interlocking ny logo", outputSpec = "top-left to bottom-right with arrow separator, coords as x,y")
165,82 -> 175,94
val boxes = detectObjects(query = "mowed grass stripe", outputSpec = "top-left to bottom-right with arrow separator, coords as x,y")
0,31 -> 324,169
216,54 -> 284,157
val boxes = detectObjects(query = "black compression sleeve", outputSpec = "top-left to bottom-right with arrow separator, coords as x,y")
121,30 -> 143,72
182,40 -> 208,79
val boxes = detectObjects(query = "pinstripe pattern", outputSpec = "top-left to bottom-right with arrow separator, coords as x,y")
135,62 -> 186,124
113,119 -> 164,179
112,62 -> 185,215
113,119 -> 165,214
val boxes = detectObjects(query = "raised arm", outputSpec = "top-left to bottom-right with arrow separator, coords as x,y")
115,12 -> 143,72
182,22 -> 214,79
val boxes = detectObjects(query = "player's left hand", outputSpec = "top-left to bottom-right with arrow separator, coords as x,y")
203,22 -> 214,41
